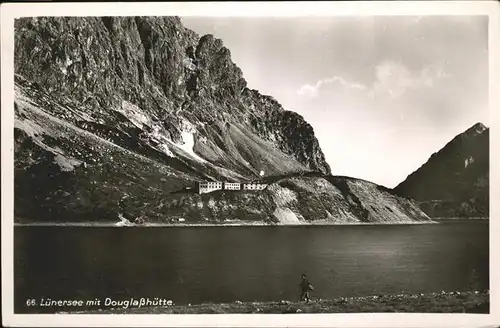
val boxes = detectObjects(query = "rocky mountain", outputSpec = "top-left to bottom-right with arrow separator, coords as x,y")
14,17 -> 329,179
394,123 -> 489,217
13,16 -> 431,224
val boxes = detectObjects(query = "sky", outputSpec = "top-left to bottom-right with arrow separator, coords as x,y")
181,16 -> 489,188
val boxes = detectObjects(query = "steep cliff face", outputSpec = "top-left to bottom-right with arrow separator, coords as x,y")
13,16 -> 431,224
14,16 -> 330,180
394,123 -> 489,217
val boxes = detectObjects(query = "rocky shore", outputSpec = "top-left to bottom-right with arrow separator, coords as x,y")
76,290 -> 488,314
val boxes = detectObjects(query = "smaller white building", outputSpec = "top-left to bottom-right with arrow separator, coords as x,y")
198,181 -> 223,194
224,182 -> 241,190
242,183 -> 268,191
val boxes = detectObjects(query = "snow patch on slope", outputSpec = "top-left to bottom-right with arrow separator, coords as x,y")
167,118 -> 206,163
158,143 -> 175,157
54,154 -> 82,172
117,100 -> 152,130
273,208 -> 303,225
115,100 -> 177,158
149,125 -> 175,157
15,118 -> 45,138
179,131 -> 205,163
465,156 -> 475,168
15,105 -> 83,171
15,109 -> 82,172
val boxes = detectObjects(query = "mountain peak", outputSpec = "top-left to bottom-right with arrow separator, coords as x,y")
394,120 -> 489,217
465,122 -> 487,136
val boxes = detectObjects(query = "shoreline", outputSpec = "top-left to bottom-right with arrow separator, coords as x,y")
433,217 -> 489,220
63,290 -> 489,314
13,220 -> 442,227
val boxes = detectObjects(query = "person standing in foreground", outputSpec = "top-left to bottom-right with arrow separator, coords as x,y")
299,274 -> 314,302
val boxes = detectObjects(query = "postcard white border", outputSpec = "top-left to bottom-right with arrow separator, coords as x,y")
2,1 -> 499,327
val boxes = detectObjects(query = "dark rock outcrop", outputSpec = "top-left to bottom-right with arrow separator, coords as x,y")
394,123 -> 489,217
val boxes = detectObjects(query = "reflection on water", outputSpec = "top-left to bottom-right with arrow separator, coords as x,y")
14,219 -> 489,313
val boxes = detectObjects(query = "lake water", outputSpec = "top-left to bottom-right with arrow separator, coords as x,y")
14,219 -> 489,313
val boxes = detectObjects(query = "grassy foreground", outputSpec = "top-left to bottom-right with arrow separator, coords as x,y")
81,291 -> 489,314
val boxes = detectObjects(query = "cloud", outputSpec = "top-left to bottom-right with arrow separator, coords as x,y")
297,62 -> 449,100
369,61 -> 451,100
296,61 -> 451,121
297,76 -> 367,98
297,84 -> 319,98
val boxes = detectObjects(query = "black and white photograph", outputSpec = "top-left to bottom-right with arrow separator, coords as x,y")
1,2 -> 499,327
